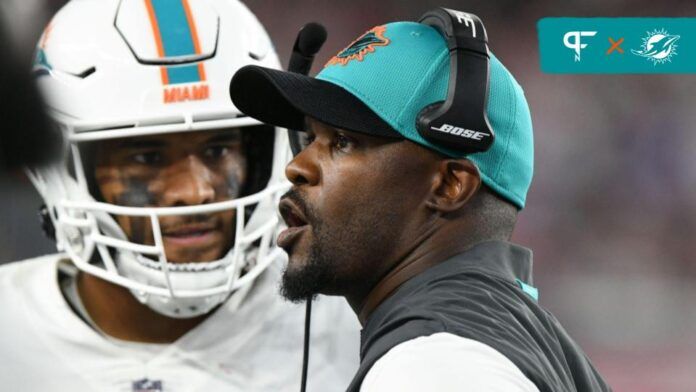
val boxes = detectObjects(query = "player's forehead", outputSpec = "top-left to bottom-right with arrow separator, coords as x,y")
93,128 -> 242,150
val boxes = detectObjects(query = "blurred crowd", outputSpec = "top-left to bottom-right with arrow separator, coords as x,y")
1,0 -> 695,390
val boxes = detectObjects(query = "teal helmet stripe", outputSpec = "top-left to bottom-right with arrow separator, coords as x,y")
34,49 -> 53,72
166,64 -> 201,85
150,0 -> 196,57
149,0 -> 202,85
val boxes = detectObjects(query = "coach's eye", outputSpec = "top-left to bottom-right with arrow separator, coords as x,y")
334,133 -> 355,152
302,134 -> 316,148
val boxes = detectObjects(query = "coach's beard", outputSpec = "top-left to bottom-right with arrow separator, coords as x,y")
279,189 -> 396,304
279,189 -> 353,302
280,245 -> 327,302
280,214 -> 336,302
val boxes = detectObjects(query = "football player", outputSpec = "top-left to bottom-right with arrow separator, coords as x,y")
0,0 -> 358,390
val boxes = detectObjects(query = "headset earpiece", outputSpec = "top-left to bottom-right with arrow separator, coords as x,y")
416,8 -> 495,154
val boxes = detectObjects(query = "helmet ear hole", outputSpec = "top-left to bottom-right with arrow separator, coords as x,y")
38,204 -> 57,241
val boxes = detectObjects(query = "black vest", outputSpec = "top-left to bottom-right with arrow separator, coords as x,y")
346,241 -> 611,392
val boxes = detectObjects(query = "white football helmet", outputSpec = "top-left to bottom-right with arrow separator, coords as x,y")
28,0 -> 291,318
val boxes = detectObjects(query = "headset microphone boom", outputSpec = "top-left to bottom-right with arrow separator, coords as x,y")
285,22 -> 328,392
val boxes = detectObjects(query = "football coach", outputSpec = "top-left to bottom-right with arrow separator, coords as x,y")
230,8 -> 611,392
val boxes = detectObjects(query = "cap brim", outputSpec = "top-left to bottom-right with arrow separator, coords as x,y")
229,65 -> 400,138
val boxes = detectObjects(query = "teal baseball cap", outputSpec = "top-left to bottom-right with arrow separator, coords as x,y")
231,21 -> 533,208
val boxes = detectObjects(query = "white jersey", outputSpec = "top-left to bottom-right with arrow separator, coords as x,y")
0,254 -> 360,392
361,333 -> 539,392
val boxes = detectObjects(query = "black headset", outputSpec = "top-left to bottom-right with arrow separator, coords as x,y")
416,7 -> 494,154
287,8 -> 495,157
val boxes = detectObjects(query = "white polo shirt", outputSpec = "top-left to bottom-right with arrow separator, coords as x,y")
361,332 -> 539,391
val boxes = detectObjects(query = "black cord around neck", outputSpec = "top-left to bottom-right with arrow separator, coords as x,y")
300,298 -> 312,392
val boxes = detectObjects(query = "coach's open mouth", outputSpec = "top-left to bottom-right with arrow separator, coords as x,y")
277,199 -> 309,251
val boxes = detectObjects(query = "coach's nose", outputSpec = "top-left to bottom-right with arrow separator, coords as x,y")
285,144 -> 320,187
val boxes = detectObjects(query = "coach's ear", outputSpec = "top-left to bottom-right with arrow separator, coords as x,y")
425,159 -> 480,213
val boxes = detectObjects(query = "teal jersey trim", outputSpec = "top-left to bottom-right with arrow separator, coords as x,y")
516,278 -> 539,301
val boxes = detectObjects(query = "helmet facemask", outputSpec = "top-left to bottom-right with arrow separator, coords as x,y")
29,124 -> 290,318
30,0 -> 289,318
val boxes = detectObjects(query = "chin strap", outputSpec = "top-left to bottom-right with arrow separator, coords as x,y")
300,297 -> 312,392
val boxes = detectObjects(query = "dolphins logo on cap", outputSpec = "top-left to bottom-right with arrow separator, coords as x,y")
632,29 -> 680,65
325,25 -> 390,67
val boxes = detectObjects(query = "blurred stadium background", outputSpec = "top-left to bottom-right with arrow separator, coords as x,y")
1,0 -> 695,390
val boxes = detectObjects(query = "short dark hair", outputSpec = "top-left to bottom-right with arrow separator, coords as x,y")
463,185 -> 519,241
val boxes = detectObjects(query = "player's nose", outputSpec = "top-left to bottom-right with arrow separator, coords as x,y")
161,155 -> 216,206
